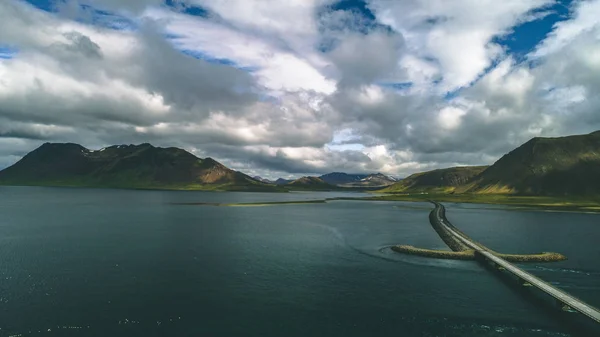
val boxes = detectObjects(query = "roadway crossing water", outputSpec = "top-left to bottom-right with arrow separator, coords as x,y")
432,202 -> 600,324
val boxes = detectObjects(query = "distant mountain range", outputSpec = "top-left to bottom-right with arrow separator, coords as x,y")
0,143 -> 398,192
4,131 -> 599,196
275,178 -> 293,185
319,172 -> 397,187
0,143 -> 276,191
255,172 -> 397,188
286,176 -> 336,190
382,131 -> 600,196
252,176 -> 274,184
319,172 -> 369,185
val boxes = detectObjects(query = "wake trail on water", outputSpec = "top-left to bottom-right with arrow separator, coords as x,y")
529,265 -> 600,277
305,221 -> 482,270
304,221 -> 402,263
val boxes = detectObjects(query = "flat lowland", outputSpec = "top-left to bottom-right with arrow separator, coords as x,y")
172,200 -> 328,207
369,193 -> 600,213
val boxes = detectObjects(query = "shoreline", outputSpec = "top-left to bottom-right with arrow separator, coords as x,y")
172,194 -> 600,214
365,193 -> 600,214
171,200 -> 328,207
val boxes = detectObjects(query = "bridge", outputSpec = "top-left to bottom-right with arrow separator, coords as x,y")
431,202 -> 600,324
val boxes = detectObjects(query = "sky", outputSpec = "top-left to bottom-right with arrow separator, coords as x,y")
1,0 -> 599,179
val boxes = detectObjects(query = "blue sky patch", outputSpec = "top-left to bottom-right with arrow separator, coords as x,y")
494,0 -> 574,60
0,46 -> 18,59
317,0 -> 393,53
24,0 -> 136,31
23,0 -> 55,12
165,0 -> 211,18
180,49 -> 258,72
330,0 -> 376,22
438,1 -> 575,94
325,0 -> 392,34
84,6 -> 137,31
378,82 -> 413,91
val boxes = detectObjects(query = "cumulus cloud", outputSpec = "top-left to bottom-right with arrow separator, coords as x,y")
368,0 -> 554,91
1,0 -> 600,179
328,31 -> 405,87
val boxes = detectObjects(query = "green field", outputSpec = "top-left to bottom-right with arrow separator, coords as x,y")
172,200 -> 327,207
368,193 -> 600,212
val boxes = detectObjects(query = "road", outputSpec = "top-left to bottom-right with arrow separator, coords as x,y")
432,202 -> 600,324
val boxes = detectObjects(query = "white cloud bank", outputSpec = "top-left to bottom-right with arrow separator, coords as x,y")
1,0 -> 600,179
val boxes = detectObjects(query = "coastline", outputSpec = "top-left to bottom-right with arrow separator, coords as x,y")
366,193 -> 600,214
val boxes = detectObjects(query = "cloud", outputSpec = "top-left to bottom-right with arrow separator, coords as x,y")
147,7 -> 336,94
1,0 -> 600,180
328,31 -> 405,87
367,0 -> 554,91
66,0 -> 164,14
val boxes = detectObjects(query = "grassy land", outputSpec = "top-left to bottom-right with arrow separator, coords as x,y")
391,245 -> 567,262
368,193 -> 600,212
172,200 -> 328,207
389,200 -> 569,263
392,245 -> 474,260
167,192 -> 600,212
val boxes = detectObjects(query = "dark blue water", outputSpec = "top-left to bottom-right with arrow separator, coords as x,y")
0,187 -> 599,337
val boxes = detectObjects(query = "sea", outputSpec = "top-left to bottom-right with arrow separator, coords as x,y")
1,186 -> 599,337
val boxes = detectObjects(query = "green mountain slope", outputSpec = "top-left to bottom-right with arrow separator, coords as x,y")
0,143 -> 278,191
466,131 -> 600,195
380,166 -> 488,193
286,176 -> 338,190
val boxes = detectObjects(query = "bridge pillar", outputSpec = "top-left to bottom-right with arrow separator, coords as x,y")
520,280 -> 532,287
473,250 -> 485,262
556,300 -> 574,312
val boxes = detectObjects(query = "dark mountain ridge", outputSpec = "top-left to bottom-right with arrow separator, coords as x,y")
381,131 -> 600,196
274,178 -> 292,185
381,166 -> 488,193
319,172 -> 396,187
286,176 -> 337,190
465,131 -> 600,195
0,143 -> 275,191
319,172 -> 368,185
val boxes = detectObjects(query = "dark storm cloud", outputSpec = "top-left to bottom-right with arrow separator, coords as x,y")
125,22 -> 259,115
197,142 -> 374,175
328,31 -> 405,87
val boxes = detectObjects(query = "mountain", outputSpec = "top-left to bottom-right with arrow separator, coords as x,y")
253,176 -> 274,184
319,172 -> 396,187
275,178 -> 293,185
465,131 -> 600,195
344,173 -> 397,187
286,176 -> 337,190
0,143 -> 278,191
319,172 -> 368,185
380,166 -> 488,193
